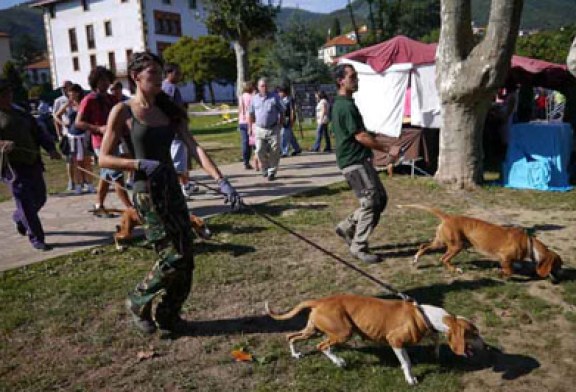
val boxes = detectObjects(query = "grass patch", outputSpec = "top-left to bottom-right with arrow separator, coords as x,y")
1,164 -> 575,390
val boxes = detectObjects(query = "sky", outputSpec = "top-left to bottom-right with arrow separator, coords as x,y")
0,0 -> 350,13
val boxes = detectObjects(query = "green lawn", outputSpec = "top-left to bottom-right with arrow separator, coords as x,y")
1,173 -> 575,391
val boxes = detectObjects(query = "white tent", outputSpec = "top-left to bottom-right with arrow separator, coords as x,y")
339,58 -> 442,137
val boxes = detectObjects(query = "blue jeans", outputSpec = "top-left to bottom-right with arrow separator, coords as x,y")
281,126 -> 301,156
312,123 -> 331,152
239,123 -> 251,165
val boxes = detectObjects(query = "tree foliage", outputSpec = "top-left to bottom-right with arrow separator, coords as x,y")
2,60 -> 28,106
163,35 -> 235,103
264,17 -> 331,85
11,33 -> 43,67
516,25 -> 576,64
204,0 -> 279,94
331,17 -> 342,38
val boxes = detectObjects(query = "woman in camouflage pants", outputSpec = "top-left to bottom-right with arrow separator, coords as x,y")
99,52 -> 241,337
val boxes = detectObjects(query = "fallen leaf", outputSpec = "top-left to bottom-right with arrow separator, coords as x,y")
231,349 -> 253,362
137,350 -> 157,362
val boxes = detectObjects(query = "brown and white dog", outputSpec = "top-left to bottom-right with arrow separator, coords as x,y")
266,294 -> 484,386
109,208 -> 211,250
398,204 -> 563,282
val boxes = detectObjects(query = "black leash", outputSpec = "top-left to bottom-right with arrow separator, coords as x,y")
195,179 -> 413,301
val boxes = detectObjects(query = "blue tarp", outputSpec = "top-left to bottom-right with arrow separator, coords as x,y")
502,122 -> 573,191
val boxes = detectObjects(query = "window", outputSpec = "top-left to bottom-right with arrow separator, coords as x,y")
72,57 -> 80,71
48,5 -> 55,18
154,11 -> 181,36
41,73 -> 48,83
32,69 -> 38,83
68,28 -> 78,52
86,24 -> 95,49
126,49 -> 133,62
108,52 -> 116,72
162,0 -> 171,4
188,0 -> 197,9
82,0 -> 89,11
104,21 -> 112,36
156,42 -> 172,57
90,54 -> 97,69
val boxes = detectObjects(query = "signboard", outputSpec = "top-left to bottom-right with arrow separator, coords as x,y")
292,83 -> 338,120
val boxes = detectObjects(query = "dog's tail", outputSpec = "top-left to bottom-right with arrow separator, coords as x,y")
397,204 -> 449,220
265,300 -> 318,321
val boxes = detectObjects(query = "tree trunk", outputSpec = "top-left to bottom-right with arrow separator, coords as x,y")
435,0 -> 523,188
233,40 -> 249,100
208,82 -> 216,105
437,101 -> 491,188
568,37 -> 576,77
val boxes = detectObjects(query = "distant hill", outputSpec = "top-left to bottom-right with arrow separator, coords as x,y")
279,0 -> 576,37
0,4 -> 44,51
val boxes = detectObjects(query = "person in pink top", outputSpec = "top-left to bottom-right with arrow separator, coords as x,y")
75,66 -> 132,215
238,81 -> 254,170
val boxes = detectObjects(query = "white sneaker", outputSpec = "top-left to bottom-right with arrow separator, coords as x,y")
85,184 -> 96,193
74,184 -> 83,195
66,181 -> 74,191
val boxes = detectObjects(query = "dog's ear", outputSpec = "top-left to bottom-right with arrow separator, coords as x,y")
444,315 -> 465,356
536,253 -> 562,278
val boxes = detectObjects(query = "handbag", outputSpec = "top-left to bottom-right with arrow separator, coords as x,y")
59,136 -> 71,156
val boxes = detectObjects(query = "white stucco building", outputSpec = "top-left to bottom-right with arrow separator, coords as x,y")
0,32 -> 12,70
30,0 -> 235,102
318,34 -> 357,65
25,58 -> 51,85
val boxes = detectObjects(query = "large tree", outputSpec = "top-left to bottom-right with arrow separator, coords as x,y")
163,35 -> 235,104
435,0 -> 523,188
204,0 -> 278,98
265,17 -> 331,85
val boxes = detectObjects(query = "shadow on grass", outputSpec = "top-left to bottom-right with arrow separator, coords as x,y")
251,202 -> 329,217
529,224 -> 565,232
349,342 -> 538,382
203,223 -> 268,235
194,241 -> 256,257
177,312 -> 310,338
377,278 -> 504,307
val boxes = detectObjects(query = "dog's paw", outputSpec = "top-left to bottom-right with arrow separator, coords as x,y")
455,267 -> 464,274
406,376 -> 419,386
334,357 -> 347,368
291,352 -> 304,360
412,256 -> 419,265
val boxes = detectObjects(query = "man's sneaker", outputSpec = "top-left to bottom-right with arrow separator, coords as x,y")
66,181 -> 75,191
244,163 -> 253,170
335,227 -> 353,246
351,249 -> 381,264
291,150 -> 302,156
125,298 -> 156,334
33,242 -> 53,251
85,183 -> 96,194
74,184 -> 83,195
15,221 -> 26,236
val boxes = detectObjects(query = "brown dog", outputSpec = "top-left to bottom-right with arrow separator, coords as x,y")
266,294 -> 484,386
110,208 -> 211,250
399,204 -> 563,282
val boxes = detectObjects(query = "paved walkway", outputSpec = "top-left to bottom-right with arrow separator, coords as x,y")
0,152 -> 342,272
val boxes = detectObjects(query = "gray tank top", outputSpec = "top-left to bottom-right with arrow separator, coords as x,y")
125,104 -> 176,192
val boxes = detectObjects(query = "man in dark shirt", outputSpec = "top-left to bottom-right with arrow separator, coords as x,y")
331,64 -> 388,264
0,78 -> 61,251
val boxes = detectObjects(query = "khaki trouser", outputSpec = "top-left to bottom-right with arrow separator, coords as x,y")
337,160 -> 387,253
255,125 -> 281,175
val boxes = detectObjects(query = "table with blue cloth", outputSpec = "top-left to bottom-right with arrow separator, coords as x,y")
502,122 -> 573,191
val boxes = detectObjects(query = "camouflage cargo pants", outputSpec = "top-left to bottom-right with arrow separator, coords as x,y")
129,174 -> 195,327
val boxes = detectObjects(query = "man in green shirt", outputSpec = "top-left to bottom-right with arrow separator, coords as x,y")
0,78 -> 61,251
331,64 -> 388,264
